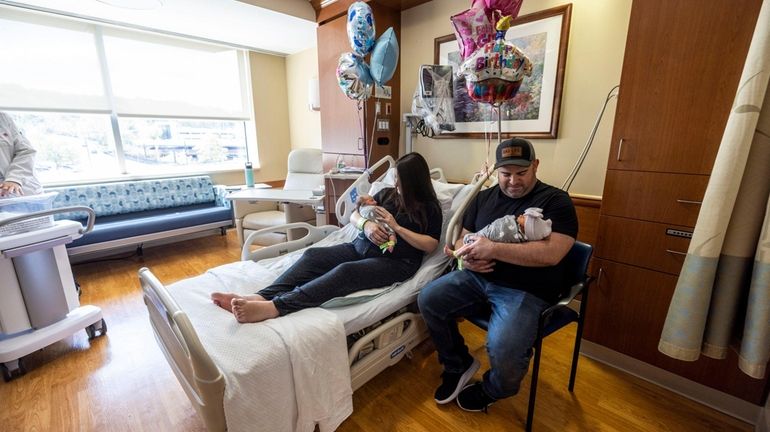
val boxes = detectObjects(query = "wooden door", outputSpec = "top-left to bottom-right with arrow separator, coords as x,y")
606,0 -> 761,174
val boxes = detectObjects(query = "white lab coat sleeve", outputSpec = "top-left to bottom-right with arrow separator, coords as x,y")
0,113 -> 42,194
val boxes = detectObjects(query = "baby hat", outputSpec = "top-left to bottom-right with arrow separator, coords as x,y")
523,207 -> 552,240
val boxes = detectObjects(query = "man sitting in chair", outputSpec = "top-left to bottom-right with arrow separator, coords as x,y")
418,138 -> 578,412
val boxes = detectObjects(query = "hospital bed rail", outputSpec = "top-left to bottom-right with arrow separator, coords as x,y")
335,155 -> 395,226
241,222 -> 340,262
333,155 -> 449,227
446,170 -> 494,246
139,267 -> 227,432
140,221 -> 345,432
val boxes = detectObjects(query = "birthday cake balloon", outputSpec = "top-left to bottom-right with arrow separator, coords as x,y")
458,15 -> 532,105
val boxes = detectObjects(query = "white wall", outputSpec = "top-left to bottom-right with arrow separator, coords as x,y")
286,47 -> 323,150
401,0 -> 632,196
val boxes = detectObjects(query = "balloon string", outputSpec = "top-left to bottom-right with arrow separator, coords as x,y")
355,100 -> 367,167
366,97 -> 378,168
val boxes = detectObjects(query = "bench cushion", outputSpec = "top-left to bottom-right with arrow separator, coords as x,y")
49,176 -> 218,220
69,203 -> 232,247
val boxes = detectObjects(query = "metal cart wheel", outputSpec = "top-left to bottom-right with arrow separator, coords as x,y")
86,318 -> 107,340
2,359 -> 26,382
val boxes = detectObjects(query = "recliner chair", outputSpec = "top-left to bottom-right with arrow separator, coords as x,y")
233,148 -> 323,246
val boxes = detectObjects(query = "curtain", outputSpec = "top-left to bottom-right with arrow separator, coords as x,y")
658,0 -> 770,379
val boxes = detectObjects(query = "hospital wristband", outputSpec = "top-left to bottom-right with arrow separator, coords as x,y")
357,217 -> 370,231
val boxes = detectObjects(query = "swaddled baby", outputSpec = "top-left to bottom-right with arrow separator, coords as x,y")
356,194 -> 397,253
455,207 -> 552,270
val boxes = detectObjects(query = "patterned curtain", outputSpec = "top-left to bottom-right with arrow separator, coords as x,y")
658,0 -> 770,379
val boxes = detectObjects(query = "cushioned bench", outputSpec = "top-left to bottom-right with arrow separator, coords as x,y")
47,176 -> 232,256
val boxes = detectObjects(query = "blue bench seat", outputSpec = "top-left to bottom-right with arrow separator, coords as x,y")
47,175 -> 233,255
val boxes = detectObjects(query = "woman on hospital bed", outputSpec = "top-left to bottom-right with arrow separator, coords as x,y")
211,152 -> 443,323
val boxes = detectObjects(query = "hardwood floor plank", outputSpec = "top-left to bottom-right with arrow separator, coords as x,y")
0,230 -> 753,431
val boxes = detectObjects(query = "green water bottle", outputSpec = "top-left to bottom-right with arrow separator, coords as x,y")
244,161 -> 254,187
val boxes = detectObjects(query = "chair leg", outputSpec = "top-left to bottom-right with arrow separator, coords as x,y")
568,320 -> 585,392
526,338 -> 543,432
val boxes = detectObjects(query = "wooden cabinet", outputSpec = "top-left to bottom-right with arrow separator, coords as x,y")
585,0 -> 767,404
595,216 -> 690,275
316,3 -> 401,173
600,171 -> 708,226
605,0 -> 757,175
587,259 -> 767,403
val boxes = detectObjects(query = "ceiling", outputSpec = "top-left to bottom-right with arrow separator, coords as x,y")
0,0 -> 318,55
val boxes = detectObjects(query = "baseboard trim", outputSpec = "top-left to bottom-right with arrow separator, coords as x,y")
581,340 -> 761,425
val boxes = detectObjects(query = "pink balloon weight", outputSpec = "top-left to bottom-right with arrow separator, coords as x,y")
458,37 -> 532,105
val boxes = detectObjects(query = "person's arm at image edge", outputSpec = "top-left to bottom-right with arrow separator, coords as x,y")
3,118 -> 37,193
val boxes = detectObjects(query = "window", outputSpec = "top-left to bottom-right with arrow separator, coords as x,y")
9,112 -> 116,184
119,117 -> 248,175
0,8 -> 254,185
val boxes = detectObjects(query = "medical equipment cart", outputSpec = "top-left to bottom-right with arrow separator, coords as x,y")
0,206 -> 104,381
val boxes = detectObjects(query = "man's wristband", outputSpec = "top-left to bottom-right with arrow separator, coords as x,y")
356,217 -> 369,231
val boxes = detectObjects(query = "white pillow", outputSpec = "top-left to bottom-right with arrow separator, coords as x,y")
368,180 -> 395,198
432,180 -> 465,211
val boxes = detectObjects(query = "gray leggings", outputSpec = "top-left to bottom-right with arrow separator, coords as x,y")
257,242 -> 421,315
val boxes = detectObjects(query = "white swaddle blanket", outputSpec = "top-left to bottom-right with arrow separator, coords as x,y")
168,246 -> 353,432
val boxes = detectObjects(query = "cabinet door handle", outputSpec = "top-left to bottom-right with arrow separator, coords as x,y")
666,249 -> 687,256
616,138 -> 625,161
597,267 -> 604,285
676,199 -> 702,205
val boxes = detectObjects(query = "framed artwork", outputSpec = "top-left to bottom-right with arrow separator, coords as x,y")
433,4 -> 572,139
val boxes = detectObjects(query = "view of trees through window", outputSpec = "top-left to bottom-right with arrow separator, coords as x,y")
10,112 -> 248,183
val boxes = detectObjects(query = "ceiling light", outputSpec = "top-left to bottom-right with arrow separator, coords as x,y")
320,0 -> 338,8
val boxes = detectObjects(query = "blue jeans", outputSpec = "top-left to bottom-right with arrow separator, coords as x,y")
418,270 -> 549,399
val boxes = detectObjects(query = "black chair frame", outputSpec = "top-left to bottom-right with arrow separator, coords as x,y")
467,241 -> 593,431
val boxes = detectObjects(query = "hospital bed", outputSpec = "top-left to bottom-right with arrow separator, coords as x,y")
139,156 -> 479,432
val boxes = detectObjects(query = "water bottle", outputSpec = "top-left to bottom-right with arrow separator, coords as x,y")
244,161 -> 254,187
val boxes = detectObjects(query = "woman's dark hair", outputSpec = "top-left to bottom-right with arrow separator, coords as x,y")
381,152 -> 440,230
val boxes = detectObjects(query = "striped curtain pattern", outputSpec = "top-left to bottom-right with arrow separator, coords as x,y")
658,0 -> 770,379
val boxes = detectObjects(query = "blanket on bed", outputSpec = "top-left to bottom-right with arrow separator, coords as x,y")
168,255 -> 353,432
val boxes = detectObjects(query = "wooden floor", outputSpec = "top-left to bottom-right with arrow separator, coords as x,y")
0,230 -> 752,431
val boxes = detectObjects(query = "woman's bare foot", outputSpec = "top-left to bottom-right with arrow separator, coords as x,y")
211,292 -> 264,312
231,298 -> 280,323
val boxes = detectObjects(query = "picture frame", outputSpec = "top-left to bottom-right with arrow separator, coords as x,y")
433,4 -> 571,139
